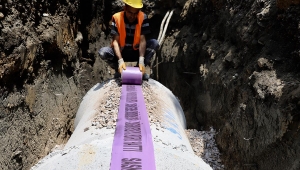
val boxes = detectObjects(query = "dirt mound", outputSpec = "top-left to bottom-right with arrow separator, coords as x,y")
158,0 -> 300,169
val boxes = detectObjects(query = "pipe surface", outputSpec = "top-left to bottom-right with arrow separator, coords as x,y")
31,79 -> 212,170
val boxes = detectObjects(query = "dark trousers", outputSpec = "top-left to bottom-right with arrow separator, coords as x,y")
98,39 -> 159,69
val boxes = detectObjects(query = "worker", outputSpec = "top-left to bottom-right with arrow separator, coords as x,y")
98,0 -> 159,80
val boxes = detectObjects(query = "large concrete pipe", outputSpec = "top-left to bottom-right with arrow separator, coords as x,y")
31,72 -> 211,169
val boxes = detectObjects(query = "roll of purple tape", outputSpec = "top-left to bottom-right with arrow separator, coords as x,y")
121,67 -> 142,85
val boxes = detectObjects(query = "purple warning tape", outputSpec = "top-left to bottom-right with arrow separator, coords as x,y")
121,67 -> 143,85
110,67 -> 156,170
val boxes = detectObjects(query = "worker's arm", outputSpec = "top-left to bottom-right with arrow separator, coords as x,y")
139,35 -> 146,74
112,35 -> 122,60
139,35 -> 146,57
112,35 -> 126,73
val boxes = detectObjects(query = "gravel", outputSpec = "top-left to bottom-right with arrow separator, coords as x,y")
91,79 -> 224,169
186,128 -> 224,170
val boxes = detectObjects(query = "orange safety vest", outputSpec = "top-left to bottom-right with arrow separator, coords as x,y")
112,11 -> 144,50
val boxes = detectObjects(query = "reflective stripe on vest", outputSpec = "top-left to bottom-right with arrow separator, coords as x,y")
112,11 -> 144,50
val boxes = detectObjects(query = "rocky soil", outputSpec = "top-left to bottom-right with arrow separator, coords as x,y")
0,0 -> 110,169
186,128 -> 224,170
159,0 -> 300,169
0,0 -> 300,170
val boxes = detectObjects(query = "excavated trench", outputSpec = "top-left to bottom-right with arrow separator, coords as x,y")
0,0 -> 300,170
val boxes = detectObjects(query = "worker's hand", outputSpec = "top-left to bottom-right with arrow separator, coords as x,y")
118,58 -> 126,73
139,56 -> 145,74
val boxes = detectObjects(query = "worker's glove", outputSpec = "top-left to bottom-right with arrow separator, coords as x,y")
139,56 -> 145,74
118,58 -> 126,73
